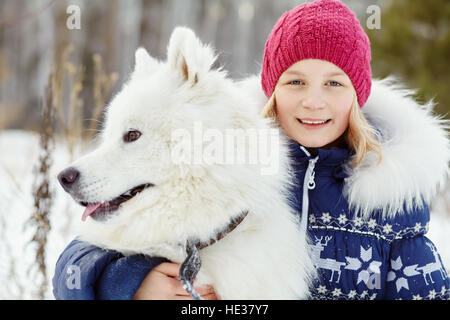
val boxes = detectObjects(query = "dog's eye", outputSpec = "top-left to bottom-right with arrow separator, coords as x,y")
123,130 -> 141,143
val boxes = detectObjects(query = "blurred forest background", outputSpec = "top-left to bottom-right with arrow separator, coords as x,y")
1,0 -> 449,132
0,0 -> 449,299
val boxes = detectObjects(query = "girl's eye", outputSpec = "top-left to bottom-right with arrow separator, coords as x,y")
123,130 -> 142,143
289,80 -> 304,85
327,81 -> 342,87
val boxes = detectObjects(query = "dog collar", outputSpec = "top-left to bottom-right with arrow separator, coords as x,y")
196,210 -> 249,250
179,210 -> 249,300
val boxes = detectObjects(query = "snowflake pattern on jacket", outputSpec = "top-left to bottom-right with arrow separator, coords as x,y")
287,141 -> 450,300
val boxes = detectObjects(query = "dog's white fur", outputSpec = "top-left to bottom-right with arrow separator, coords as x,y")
344,77 -> 450,218
66,27 -> 314,299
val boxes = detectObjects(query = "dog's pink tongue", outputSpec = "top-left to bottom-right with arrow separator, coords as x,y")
82,203 -> 102,222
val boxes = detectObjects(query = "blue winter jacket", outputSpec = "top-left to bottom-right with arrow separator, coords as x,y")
287,141 -> 450,300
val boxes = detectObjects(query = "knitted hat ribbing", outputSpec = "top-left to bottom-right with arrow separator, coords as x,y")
261,0 -> 372,107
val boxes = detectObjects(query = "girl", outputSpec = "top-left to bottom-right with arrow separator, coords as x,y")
258,0 -> 450,299
53,0 -> 450,300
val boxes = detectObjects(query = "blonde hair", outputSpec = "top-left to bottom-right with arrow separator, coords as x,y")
261,91 -> 383,168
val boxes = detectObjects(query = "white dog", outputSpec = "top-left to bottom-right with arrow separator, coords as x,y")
57,27 -> 314,299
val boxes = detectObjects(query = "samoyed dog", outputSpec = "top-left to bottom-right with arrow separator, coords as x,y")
57,27 -> 314,299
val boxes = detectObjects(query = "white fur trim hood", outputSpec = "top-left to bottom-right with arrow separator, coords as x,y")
343,77 -> 450,218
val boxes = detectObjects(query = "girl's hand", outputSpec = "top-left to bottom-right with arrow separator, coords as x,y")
133,262 -> 218,300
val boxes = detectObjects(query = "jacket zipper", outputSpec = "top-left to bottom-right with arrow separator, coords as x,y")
299,146 -> 319,234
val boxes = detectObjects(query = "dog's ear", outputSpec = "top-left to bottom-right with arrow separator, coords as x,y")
167,26 -> 217,86
132,47 -> 159,78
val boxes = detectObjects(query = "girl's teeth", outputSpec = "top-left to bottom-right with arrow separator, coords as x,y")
300,119 -> 328,124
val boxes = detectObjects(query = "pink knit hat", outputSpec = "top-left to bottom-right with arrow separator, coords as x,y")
261,0 -> 372,107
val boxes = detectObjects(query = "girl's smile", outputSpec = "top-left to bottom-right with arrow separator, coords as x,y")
297,118 -> 332,129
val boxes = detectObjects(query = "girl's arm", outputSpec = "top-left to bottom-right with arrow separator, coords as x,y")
52,239 -> 166,300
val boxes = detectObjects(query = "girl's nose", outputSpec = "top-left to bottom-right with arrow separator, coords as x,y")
301,88 -> 326,110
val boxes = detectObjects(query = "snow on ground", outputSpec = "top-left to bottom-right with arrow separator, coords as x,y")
0,129 -> 449,299
427,193 -> 450,270
0,130 -> 84,299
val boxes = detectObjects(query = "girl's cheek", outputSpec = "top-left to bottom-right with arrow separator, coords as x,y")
334,89 -> 355,109
276,92 -> 297,114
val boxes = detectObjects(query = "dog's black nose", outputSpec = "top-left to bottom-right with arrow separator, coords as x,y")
58,167 -> 80,191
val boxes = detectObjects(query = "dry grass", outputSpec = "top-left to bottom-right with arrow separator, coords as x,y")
52,45 -> 118,158
52,45 -> 83,159
88,53 -> 118,141
22,45 -> 119,298
26,72 -> 55,299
